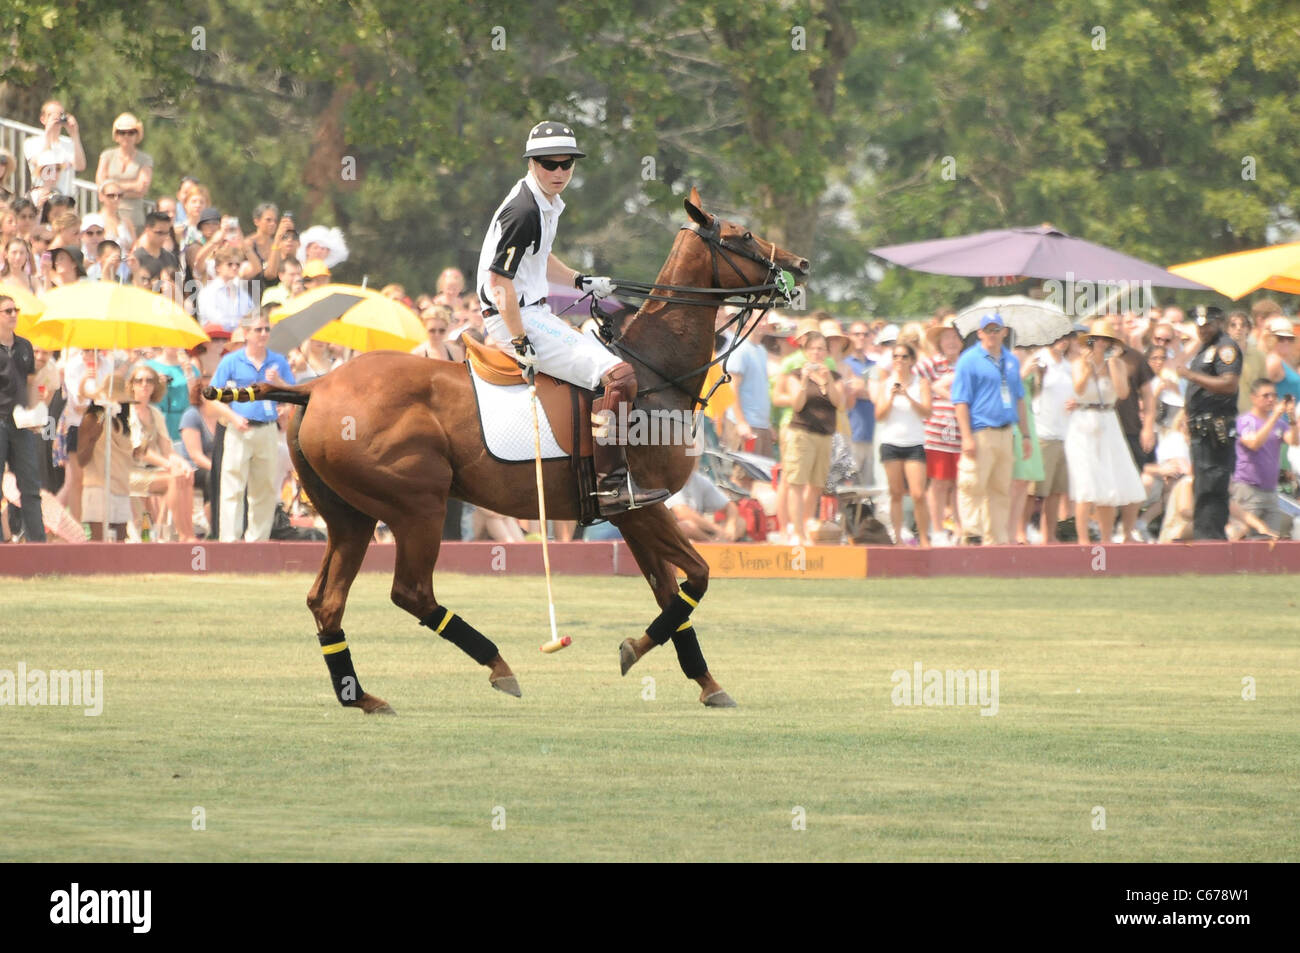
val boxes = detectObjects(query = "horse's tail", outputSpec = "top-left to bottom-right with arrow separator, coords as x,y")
203,379 -> 319,407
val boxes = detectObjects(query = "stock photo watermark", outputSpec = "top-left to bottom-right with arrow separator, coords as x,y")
891,662 -> 999,716
0,663 -> 103,716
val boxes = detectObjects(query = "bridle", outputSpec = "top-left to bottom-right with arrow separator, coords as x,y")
568,217 -> 799,407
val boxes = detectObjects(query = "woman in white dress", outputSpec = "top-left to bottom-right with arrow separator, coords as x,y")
1066,318 -> 1146,541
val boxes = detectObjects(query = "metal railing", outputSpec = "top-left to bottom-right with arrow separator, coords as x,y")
2,114 -> 102,216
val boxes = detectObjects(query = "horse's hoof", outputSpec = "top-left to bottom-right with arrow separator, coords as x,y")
359,693 -> 396,715
702,690 -> 737,708
491,675 -> 521,698
619,638 -> 639,676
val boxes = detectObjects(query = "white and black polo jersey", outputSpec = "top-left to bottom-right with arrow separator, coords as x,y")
476,171 -> 564,312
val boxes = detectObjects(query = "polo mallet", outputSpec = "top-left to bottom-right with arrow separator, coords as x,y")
528,367 -> 571,654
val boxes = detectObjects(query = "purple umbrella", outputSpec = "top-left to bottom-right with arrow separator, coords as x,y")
871,225 -> 1209,290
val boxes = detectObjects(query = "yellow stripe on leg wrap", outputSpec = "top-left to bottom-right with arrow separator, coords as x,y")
321,640 -> 349,655
676,621 -> 693,632
436,612 -> 456,634
678,591 -> 699,609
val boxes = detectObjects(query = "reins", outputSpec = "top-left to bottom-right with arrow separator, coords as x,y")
554,220 -> 797,409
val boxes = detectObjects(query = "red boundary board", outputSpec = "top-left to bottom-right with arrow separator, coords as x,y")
0,540 -> 1296,578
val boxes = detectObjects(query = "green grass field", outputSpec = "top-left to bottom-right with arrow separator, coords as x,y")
1,572 -> 1297,862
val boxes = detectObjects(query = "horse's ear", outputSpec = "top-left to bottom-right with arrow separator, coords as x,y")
684,187 -> 710,228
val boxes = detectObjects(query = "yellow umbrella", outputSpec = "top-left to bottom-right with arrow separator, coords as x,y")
269,283 -> 425,353
1168,242 -> 1300,300
27,283 -> 208,542
30,282 -> 209,350
7,286 -> 61,350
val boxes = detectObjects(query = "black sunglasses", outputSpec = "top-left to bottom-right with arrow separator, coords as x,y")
534,157 -> 575,171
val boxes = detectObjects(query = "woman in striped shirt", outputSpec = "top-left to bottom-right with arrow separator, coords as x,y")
917,320 -> 964,544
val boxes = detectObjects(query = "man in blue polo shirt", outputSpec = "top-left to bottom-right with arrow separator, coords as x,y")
951,313 -> 1031,545
211,308 -> 294,541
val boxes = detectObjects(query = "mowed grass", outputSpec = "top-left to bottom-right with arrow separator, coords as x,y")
1,572 -> 1297,862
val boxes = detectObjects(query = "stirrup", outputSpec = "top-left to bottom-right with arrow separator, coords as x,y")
593,471 -> 668,514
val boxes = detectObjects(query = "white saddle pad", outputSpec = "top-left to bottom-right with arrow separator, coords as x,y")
468,364 -> 567,462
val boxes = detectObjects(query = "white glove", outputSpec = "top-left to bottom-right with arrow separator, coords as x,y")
575,274 -> 616,299
512,334 -> 538,373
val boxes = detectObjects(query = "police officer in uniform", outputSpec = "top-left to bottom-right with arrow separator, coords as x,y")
1175,305 -> 1240,539
476,120 -> 668,517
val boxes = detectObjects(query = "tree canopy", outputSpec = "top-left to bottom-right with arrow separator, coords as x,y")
3,0 -> 1296,315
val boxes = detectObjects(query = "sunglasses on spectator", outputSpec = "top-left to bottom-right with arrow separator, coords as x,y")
892,352 -> 912,360
114,129 -> 139,137
0,306 -> 18,315
534,157 -> 575,171
247,326 -> 271,333
102,191 -> 123,199
85,227 -> 105,236
1152,335 -> 1172,344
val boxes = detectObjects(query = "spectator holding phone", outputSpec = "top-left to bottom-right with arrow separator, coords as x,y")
95,113 -> 152,231
873,341 -> 931,546
240,203 -> 293,289
777,331 -> 845,545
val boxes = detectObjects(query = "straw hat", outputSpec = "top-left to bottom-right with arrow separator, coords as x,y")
818,318 -> 851,350
1085,316 -> 1124,346
792,316 -> 822,344
112,112 -> 144,143
924,318 -> 960,350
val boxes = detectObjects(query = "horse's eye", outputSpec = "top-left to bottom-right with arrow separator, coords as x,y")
743,231 -> 752,241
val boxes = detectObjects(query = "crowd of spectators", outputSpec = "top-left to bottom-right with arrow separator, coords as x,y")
2,99 -> 1298,547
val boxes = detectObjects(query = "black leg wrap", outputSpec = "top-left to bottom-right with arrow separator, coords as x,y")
318,629 -> 364,706
420,607 -> 498,666
646,585 -> 703,645
671,624 -> 709,680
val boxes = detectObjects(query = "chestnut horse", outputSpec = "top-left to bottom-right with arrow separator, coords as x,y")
211,190 -> 808,713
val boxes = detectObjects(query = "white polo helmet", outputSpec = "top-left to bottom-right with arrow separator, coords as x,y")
522,121 -> 585,159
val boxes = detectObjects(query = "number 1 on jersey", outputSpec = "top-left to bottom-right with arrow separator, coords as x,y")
502,246 -> 516,272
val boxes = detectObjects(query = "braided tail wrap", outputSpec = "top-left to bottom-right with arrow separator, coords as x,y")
203,382 -> 313,406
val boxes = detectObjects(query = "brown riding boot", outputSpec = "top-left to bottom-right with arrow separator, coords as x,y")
592,362 -> 670,517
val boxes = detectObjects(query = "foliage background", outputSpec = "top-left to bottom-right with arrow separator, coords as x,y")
3,0 -> 1298,317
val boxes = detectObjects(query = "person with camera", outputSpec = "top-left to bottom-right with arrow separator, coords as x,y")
873,342 -> 932,546
23,101 -> 85,196
1065,318 -> 1146,543
777,332 -> 846,544
1173,305 -> 1241,539
1231,379 -> 1298,537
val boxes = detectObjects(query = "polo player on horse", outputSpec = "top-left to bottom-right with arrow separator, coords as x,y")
475,120 -> 669,517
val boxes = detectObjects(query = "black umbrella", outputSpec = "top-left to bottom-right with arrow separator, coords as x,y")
267,291 -> 367,354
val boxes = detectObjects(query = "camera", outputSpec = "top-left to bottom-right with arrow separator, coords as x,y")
59,113 -> 68,123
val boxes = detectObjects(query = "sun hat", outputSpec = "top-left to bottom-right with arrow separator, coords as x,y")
1264,316 -> 1295,338
818,318 -> 851,350
979,313 -> 1005,330
522,120 -> 586,159
197,207 -> 221,226
875,324 -> 899,345
1085,316 -> 1125,345
302,260 -> 331,279
112,112 -> 144,143
924,318 -> 960,349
